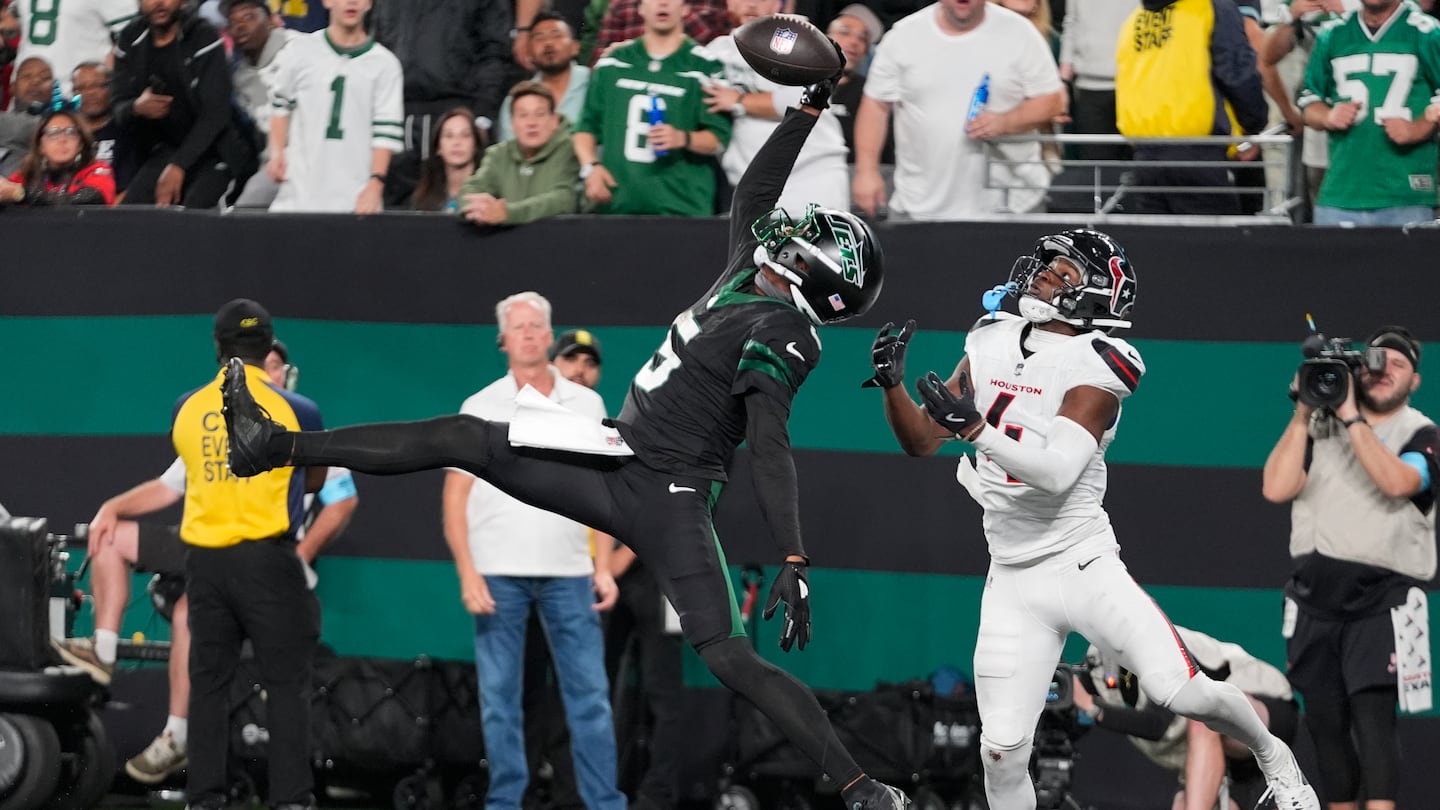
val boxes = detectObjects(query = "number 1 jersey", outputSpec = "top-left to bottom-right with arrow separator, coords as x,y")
269,31 -> 404,212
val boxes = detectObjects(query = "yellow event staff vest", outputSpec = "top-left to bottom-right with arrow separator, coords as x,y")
1115,0 -> 1225,137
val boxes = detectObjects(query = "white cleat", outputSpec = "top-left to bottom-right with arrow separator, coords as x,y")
1255,745 -> 1320,810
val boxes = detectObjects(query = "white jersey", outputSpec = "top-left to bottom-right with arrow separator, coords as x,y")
15,0 -> 136,94
961,314 -> 1144,563
269,31 -> 404,212
703,35 -> 850,214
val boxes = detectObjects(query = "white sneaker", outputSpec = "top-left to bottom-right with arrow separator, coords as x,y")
125,730 -> 187,784
1255,745 -> 1320,810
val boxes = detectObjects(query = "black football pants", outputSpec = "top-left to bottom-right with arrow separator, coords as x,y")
186,539 -> 319,809
284,415 -> 867,787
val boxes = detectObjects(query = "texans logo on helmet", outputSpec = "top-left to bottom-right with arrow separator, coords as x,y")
1107,256 -> 1134,316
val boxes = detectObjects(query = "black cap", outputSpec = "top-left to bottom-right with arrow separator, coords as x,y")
219,0 -> 270,17
213,298 -> 274,342
270,338 -> 289,362
549,329 -> 602,363
1368,325 -> 1421,369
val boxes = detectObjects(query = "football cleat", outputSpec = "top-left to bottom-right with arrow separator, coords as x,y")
1254,746 -> 1320,810
220,357 -> 286,478
847,781 -> 911,810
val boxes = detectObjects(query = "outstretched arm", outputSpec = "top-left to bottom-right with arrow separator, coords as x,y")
744,391 -> 805,563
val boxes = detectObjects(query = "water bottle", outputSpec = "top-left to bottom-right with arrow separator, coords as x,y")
966,74 -> 990,123
648,94 -> 668,158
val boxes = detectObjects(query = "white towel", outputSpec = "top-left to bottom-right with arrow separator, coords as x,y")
508,385 -> 635,457
1392,587 -> 1432,714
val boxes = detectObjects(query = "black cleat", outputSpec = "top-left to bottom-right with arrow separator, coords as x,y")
848,782 -> 911,810
220,357 -> 286,477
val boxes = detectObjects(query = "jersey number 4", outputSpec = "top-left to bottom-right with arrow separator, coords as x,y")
634,311 -> 700,392
984,393 -> 1025,484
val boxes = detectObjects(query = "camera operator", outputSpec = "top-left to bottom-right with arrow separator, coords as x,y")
1072,626 -> 1299,810
1262,325 -> 1437,810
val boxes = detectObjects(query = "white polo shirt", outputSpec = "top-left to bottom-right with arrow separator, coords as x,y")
458,368 -> 607,577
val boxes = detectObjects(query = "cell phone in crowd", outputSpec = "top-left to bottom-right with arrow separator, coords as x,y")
148,75 -> 169,95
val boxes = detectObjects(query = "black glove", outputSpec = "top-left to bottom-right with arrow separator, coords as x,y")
862,319 -> 915,389
917,371 -> 984,440
762,561 -> 811,652
799,77 -> 835,111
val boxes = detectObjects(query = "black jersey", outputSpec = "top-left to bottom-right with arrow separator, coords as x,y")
616,109 -> 822,481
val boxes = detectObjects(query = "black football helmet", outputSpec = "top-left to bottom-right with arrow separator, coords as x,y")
751,204 -> 884,325
1008,229 -> 1136,331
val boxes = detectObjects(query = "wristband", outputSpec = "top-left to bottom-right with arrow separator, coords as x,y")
369,173 -> 387,184
1341,414 -> 1368,428
683,130 -> 692,149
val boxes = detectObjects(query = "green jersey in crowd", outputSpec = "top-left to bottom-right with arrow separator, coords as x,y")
1299,0 -> 1440,210
577,37 -> 732,216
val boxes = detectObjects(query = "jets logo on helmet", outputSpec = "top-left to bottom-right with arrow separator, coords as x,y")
824,215 -> 864,287
750,204 -> 885,326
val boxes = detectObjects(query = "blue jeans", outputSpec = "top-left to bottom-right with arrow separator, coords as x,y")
1313,205 -> 1435,226
474,575 -> 623,810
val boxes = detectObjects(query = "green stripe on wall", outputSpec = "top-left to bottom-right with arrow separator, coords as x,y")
8,318 -> 1438,468
77,557 -> 1433,716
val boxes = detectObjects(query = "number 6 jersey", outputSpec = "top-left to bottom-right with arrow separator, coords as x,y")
960,313 -> 1145,564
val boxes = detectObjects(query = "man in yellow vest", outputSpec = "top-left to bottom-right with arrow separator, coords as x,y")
1114,0 -> 1268,214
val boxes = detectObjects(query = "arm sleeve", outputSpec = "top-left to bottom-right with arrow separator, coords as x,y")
317,468 -> 358,505
464,0 -> 513,123
1400,424 -> 1440,508
460,146 -> 501,197
727,107 -> 819,249
171,32 -> 237,171
574,65 -> 605,136
110,29 -> 142,130
970,415 -> 1099,495
269,43 -> 298,119
372,57 -> 405,153
159,458 -> 187,493
1210,0 -> 1269,134
1297,24 -> 1334,108
744,391 -> 806,560
1059,0 -> 1079,65
1094,701 -> 1178,741
863,38 -> 904,103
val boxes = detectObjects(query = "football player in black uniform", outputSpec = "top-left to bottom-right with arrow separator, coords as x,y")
220,74 -> 906,809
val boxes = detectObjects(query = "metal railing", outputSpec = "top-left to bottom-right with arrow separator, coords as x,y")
983,129 -> 1301,221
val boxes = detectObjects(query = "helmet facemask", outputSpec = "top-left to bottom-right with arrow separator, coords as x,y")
1006,231 -> 1135,332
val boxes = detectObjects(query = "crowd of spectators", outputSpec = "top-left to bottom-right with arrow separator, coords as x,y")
1,0 -> 1438,221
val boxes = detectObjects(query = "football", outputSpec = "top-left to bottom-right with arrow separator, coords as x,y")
732,14 -> 843,86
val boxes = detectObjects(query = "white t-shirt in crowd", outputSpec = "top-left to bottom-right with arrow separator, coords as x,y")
865,3 -> 1062,219
704,35 -> 851,215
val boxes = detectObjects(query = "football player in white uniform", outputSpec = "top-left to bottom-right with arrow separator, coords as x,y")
868,230 -> 1320,810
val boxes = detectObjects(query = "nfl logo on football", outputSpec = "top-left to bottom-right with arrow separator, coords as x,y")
770,28 -> 798,55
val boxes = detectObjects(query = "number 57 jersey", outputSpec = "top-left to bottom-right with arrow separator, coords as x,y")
961,314 -> 1145,564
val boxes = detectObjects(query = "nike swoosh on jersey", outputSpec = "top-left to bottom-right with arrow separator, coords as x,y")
1078,555 -> 1103,571
668,483 -> 697,494
785,341 -> 805,362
